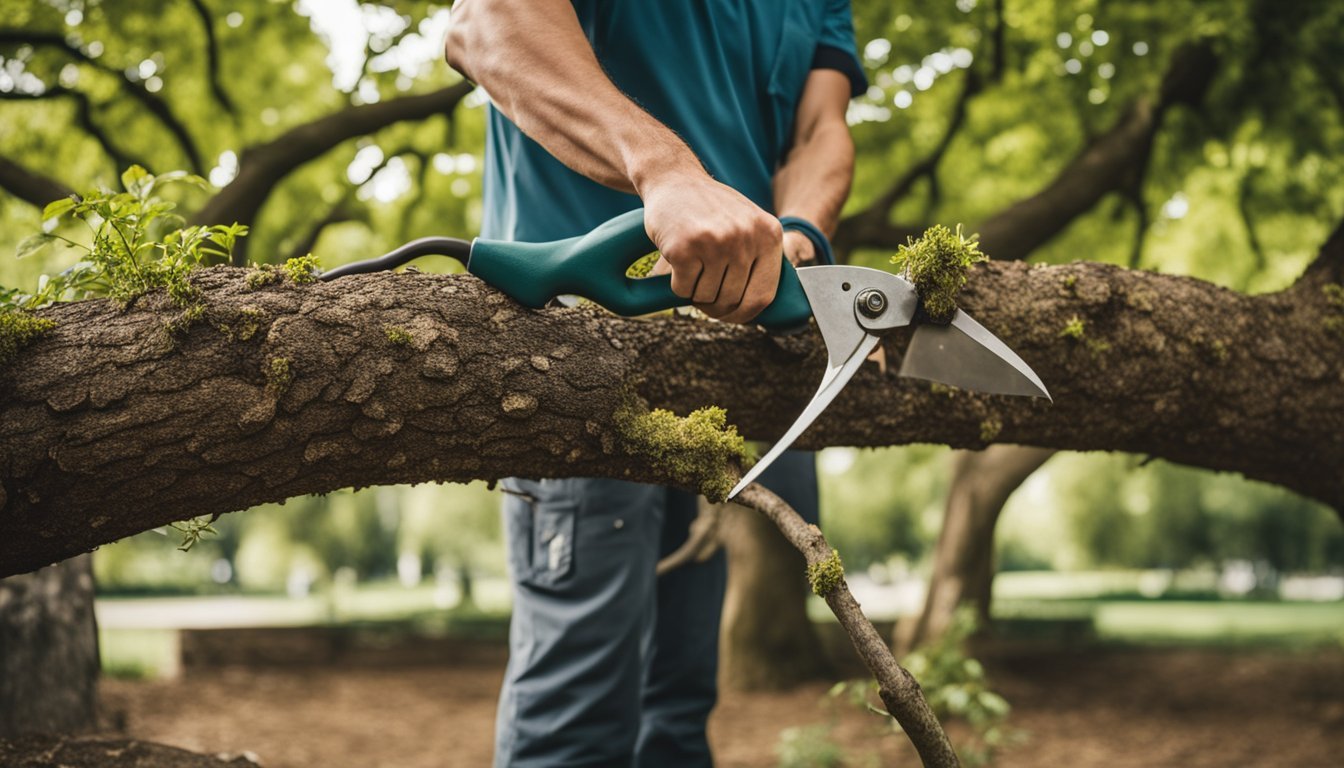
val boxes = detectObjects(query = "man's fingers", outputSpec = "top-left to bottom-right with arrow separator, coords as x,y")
668,259 -> 702,299
720,247 -> 781,324
691,256 -> 727,306
703,257 -> 750,318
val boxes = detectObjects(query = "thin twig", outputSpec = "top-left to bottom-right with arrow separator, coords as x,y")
736,482 -> 961,768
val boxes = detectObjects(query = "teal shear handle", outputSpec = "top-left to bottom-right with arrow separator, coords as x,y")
468,208 -> 813,333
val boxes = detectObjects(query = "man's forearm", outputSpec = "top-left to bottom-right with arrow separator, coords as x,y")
773,70 -> 856,246
445,0 -> 703,196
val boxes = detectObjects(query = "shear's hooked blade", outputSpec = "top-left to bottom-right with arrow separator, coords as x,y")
726,265 -> 913,501
900,310 -> 1051,400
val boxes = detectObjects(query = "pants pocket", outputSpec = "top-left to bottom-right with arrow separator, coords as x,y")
530,501 -> 576,586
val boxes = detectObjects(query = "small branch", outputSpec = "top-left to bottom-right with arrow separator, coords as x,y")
1238,170 -> 1266,274
0,30 -> 205,172
736,483 -> 960,768
0,154 -> 74,208
0,87 -> 148,172
835,69 -> 981,259
187,0 -> 236,114
655,501 -> 722,576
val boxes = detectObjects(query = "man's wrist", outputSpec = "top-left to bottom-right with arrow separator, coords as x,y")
779,216 -> 835,265
627,137 -> 707,198
782,230 -> 816,266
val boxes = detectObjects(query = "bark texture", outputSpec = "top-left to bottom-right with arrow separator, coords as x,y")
893,446 -> 1055,656
0,555 -> 99,736
2,230 -> 1343,575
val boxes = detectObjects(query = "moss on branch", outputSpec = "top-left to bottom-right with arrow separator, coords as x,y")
613,397 -> 751,502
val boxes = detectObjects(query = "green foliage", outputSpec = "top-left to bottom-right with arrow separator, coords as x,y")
900,609 -> 1020,766
806,549 -> 845,596
169,516 -> 220,552
775,724 -> 844,768
283,254 -> 321,284
613,399 -> 751,502
4,167 -> 245,312
0,308 -> 56,364
384,325 -> 414,346
245,264 -> 283,290
891,224 -> 986,322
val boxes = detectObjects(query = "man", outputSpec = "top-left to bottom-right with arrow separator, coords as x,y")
444,2 -> 865,765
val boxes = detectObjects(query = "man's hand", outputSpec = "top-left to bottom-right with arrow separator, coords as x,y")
642,175 -> 783,323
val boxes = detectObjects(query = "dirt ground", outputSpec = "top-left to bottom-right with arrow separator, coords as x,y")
101,641 -> 1344,768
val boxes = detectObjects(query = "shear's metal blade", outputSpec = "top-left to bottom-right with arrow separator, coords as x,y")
900,310 -> 1051,400
727,265 -> 908,501
728,332 -> 880,500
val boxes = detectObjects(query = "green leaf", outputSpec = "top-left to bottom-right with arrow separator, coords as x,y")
121,165 -> 152,198
16,234 -> 55,259
42,196 -> 78,222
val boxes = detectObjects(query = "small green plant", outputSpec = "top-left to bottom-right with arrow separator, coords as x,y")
775,724 -> 845,768
245,264 -> 282,290
169,515 -> 220,552
1059,315 -> 1086,340
901,609 -> 1022,766
892,224 -> 988,322
7,166 -> 246,311
283,254 -> 321,283
828,608 -> 1020,767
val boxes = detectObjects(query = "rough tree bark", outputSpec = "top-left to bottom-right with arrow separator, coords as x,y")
0,555 -> 99,737
2,220 -> 1342,575
893,446 -> 1055,656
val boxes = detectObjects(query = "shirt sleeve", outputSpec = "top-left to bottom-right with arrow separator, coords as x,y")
813,0 -> 868,97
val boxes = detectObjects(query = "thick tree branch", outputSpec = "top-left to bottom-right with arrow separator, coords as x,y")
187,0 -> 236,114
0,155 -> 74,208
835,69 -> 981,258
0,87 -> 149,172
737,483 -> 960,767
0,30 -> 205,173
2,227 -> 1342,576
838,40 -> 1219,257
193,81 -> 475,265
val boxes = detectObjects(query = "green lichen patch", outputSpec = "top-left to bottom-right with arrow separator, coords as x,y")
979,416 -> 1002,443
806,548 -> 845,596
384,325 -> 414,346
265,356 -> 293,395
215,307 -> 266,342
1059,315 -> 1086,340
162,302 -> 206,341
891,224 -> 987,322
284,254 -> 321,284
1063,275 -> 1078,290
245,264 -> 282,290
1324,284 -> 1344,339
613,399 -> 751,502
0,308 -> 56,364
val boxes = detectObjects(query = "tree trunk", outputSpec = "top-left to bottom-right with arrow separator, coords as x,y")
0,555 -> 99,737
718,502 -> 828,690
2,226 -> 1343,576
894,446 -> 1055,656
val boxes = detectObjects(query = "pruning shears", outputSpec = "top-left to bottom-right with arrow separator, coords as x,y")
320,208 -> 1050,499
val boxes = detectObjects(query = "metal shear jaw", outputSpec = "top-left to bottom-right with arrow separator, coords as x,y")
725,264 -> 1050,501
727,266 -> 918,499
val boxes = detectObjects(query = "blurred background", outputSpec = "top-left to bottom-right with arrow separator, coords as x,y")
1,0 -> 1341,766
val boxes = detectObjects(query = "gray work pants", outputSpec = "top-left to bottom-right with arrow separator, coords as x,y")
493,452 -> 818,767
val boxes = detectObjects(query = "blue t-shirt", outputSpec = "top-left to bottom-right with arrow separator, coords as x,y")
480,0 -> 865,242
